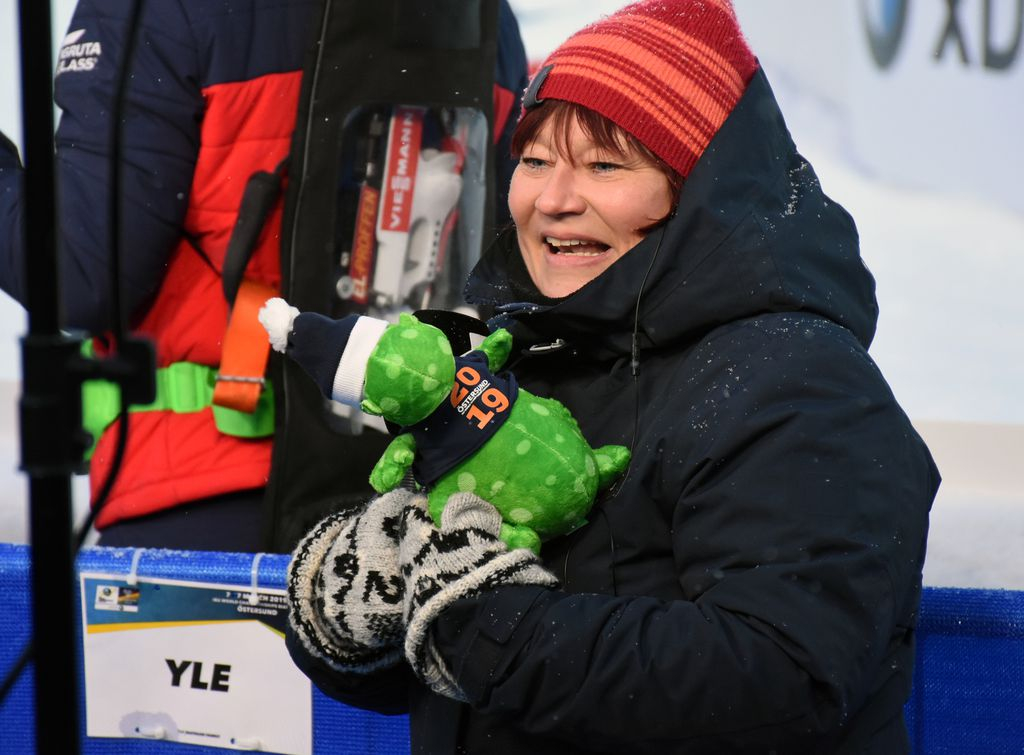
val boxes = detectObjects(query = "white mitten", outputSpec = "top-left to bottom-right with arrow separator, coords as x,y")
397,492 -> 559,700
287,489 -> 415,674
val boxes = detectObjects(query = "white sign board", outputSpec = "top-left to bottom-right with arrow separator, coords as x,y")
844,0 -> 1024,216
80,573 -> 312,754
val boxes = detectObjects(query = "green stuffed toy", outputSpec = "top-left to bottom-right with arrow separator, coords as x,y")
259,298 -> 630,553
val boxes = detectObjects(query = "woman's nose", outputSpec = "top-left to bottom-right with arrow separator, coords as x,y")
534,164 -> 586,216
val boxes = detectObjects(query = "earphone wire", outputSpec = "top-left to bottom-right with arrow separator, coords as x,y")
628,223 -> 665,456
596,222 -> 666,509
576,224 -> 666,592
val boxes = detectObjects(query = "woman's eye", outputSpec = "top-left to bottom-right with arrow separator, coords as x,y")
520,156 -> 546,169
592,162 -> 620,173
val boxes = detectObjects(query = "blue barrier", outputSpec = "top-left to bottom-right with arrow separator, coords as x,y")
1,542 -> 1022,753
907,586 -> 1024,753
0,544 -> 408,754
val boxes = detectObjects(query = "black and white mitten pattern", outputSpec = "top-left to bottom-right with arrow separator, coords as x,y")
288,489 -> 415,674
398,492 -> 559,700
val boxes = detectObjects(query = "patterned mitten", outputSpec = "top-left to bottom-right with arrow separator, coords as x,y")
398,492 -> 559,700
288,489 -> 416,674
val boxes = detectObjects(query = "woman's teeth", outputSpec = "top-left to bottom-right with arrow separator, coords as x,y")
545,237 -> 606,256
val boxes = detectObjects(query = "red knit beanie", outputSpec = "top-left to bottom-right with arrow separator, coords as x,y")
525,0 -> 758,178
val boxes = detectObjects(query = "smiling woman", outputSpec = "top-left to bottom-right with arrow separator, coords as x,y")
285,2 -> 939,752
509,101 -> 677,297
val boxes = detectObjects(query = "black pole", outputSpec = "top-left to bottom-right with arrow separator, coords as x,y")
17,0 -> 82,752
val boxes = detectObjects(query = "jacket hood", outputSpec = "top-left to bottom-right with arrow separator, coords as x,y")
465,69 -> 878,357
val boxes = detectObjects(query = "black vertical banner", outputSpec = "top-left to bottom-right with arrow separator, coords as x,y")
265,0 -> 499,550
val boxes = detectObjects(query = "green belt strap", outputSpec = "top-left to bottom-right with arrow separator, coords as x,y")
81,357 -> 274,459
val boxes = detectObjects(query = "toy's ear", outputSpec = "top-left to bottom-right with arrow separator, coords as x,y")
398,312 -> 420,327
360,398 -> 384,416
478,328 -> 513,371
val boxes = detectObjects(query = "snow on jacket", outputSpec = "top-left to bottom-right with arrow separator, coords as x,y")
0,0 -> 529,530
287,69 -> 940,753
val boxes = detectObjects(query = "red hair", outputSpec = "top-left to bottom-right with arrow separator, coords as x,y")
512,100 -> 683,209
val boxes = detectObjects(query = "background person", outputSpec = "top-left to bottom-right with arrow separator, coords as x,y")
285,0 -> 939,751
0,0 -> 528,551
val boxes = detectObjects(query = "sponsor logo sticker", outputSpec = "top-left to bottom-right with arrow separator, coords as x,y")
57,28 -> 102,75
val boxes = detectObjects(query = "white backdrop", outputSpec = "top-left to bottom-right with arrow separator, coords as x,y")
0,0 -> 1021,587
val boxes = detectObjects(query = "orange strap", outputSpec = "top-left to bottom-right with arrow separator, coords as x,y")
213,279 -> 277,413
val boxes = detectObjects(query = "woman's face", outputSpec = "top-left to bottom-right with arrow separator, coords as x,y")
509,115 -> 673,299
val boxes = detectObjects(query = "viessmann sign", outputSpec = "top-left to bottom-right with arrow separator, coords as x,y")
849,0 -> 1023,216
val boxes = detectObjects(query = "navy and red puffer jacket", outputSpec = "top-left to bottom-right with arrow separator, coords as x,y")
0,0 -> 528,529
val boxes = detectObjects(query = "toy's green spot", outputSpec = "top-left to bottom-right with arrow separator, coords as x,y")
516,440 -> 531,455
545,475 -> 557,486
427,363 -> 438,376
422,377 -> 439,392
457,473 -> 476,492
574,476 -> 586,494
437,336 -> 449,351
530,403 -> 550,417
489,480 -> 506,496
386,365 -> 402,380
401,328 -> 419,339
585,456 -> 596,477
555,434 -> 565,443
380,397 -> 401,414
564,510 -> 581,522
509,507 -> 534,523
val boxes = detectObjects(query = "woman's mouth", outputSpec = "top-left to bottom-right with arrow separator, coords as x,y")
544,237 -> 610,257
